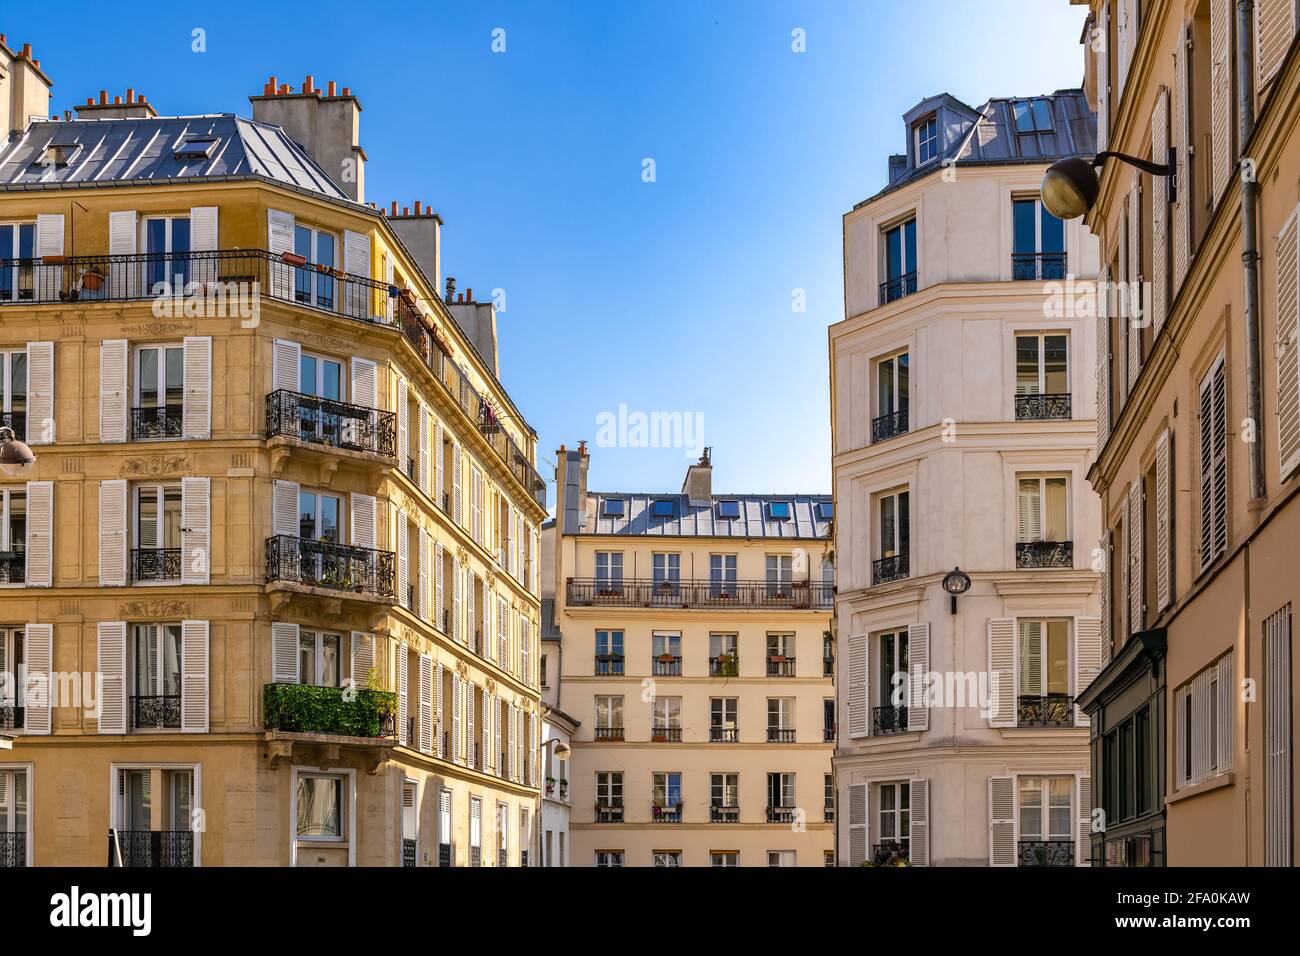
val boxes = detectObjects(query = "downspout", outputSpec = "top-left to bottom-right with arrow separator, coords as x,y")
1238,0 -> 1266,503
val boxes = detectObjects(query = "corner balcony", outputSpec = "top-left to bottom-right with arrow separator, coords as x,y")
879,271 -> 917,304
566,578 -> 833,610
872,409 -> 908,443
263,682 -> 397,752
264,534 -> 396,605
1014,393 -> 1072,421
871,554 -> 909,586
265,389 -> 396,470
1015,540 -> 1073,569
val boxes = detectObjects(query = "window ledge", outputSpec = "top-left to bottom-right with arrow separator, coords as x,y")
1165,771 -> 1234,805
999,726 -> 1088,740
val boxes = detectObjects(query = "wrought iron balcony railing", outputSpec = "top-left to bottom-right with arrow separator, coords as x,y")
131,694 -> 181,730
651,803 -> 683,823
871,554 -> 909,586
652,655 -> 682,676
0,552 -> 22,584
824,726 -> 836,742
1017,694 -> 1074,727
594,654 -> 625,675
567,578 -> 832,610
0,831 -> 24,867
872,704 -> 910,735
879,270 -> 918,303
709,655 -> 739,677
265,534 -> 396,598
1015,393 -> 1072,421
0,410 -> 25,442
709,726 -> 739,743
767,727 -> 796,743
595,801 -> 624,823
130,405 -> 183,441
498,849 -> 507,868
1018,839 -> 1074,867
1011,252 -> 1067,281
439,843 -> 452,867
766,806 -> 797,824
650,726 -> 682,743
872,408 -> 909,443
470,847 -> 482,867
767,657 -> 796,677
710,805 -> 740,823
824,657 -> 835,677
402,838 -> 417,867
594,726 -> 624,741
1016,540 -> 1073,569
110,829 -> 193,868
265,389 -> 397,459
131,548 -> 181,583
0,706 -> 23,731
871,840 -> 910,866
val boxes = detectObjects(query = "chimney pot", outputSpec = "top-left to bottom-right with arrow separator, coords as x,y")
328,80 -> 337,96
341,86 -> 351,96
304,74 -> 314,93
99,90 -> 108,105
138,94 -> 147,103
113,96 -> 121,105
445,277 -> 456,302
126,88 -> 135,103
279,83 -> 290,94
402,206 -> 410,216
32,59 -> 39,69
268,75 -> 277,92
578,440 -> 587,455
414,201 -> 422,215
22,43 -> 32,58
466,287 -> 473,302
86,98 -> 94,106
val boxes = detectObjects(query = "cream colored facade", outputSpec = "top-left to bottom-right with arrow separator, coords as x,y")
0,67 -> 545,867
1074,0 -> 1300,866
832,91 -> 1103,865
549,446 -> 835,867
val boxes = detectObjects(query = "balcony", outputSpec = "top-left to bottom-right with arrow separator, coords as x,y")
824,657 -> 834,677
823,726 -> 836,742
651,803 -> 683,823
470,847 -> 482,867
766,806 -> 797,824
594,654 -> 625,676
1011,252 -> 1067,281
1015,393 -> 1072,421
402,838 -> 416,868
652,655 -> 682,676
130,405 -> 183,441
439,843 -> 452,867
872,409 -> 908,443
871,841 -> 910,866
265,534 -> 396,600
709,726 -> 739,743
131,694 -> 181,730
871,554 -> 909,586
131,548 -> 181,584
767,727 -> 796,743
1018,839 -> 1074,867
498,848 -> 507,868
1016,540 -> 1073,569
879,271 -> 918,304
0,706 -> 23,731
263,683 -> 397,739
1017,694 -> 1074,727
824,803 -> 835,823
710,805 -> 740,823
872,705 -> 910,735
650,727 -> 682,743
766,656 -> 796,677
595,801 -> 624,823
567,577 -> 832,610
709,655 -> 739,677
0,410 -> 25,442
0,551 -> 23,584
265,389 -> 396,459
110,829 -> 193,868
594,726 -> 624,742
0,832 -> 24,868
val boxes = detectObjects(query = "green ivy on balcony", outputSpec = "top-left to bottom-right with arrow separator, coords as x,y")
263,683 -> 397,738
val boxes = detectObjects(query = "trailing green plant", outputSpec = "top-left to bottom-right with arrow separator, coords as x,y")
263,682 -> 398,738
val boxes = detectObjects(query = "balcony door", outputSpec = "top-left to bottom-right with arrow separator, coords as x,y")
1016,475 -> 1070,567
711,773 -> 739,816
874,489 -> 910,584
134,345 -> 184,439
1017,776 -> 1074,865
710,553 -> 737,597
1017,620 -> 1071,725
882,219 -> 917,302
875,351 -> 909,441
652,552 -> 680,600
1015,333 -> 1069,419
293,225 -> 336,309
298,352 -> 345,444
1012,198 -> 1065,279
134,483 -> 182,582
142,216 -> 191,292
299,630 -> 341,688
595,551 -> 623,594
765,554 -> 793,597
710,697 -> 738,740
0,488 -> 25,584
0,223 -> 36,302
131,624 -> 182,729
652,772 -> 682,812
877,781 -> 910,859
0,628 -> 24,730
0,768 -> 28,867
299,490 -> 344,585
0,350 -> 27,441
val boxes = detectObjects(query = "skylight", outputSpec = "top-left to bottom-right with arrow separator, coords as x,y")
653,499 -> 676,518
174,136 -> 218,160
768,501 -> 791,520
603,498 -> 625,517
817,501 -> 835,520
717,500 -> 741,519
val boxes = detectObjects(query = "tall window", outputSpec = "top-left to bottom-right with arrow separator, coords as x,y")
0,767 -> 27,863
299,630 -> 341,687
882,219 -> 918,302
652,632 -> 681,675
296,772 -> 344,841
595,630 -> 624,675
765,555 -> 793,596
293,224 -> 337,309
767,633 -> 795,677
1198,354 -> 1228,571
134,483 -> 182,581
1016,475 -> 1071,568
134,344 -> 184,439
914,115 -> 939,164
873,351 -> 909,441
1017,620 -> 1071,726
711,773 -> 739,808
131,623 -> 182,729
0,488 -> 26,585
0,223 -> 36,302
873,488 -> 910,584
595,696 -> 624,735
143,216 -> 191,290
1012,198 -> 1066,279
878,781 -> 910,856
298,490 -> 342,543
767,772 -> 795,809
710,554 -> 737,597
119,769 -> 152,832
1018,776 -> 1073,861
710,697 -> 738,741
651,552 -> 680,596
0,351 -> 27,441
767,698 -> 795,741
596,772 -> 623,807
652,772 -> 682,810
0,627 -> 25,727
595,551 -> 623,592
1015,334 -> 1069,422
652,697 -> 682,739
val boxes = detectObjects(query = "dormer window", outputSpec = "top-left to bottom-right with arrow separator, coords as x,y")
817,501 -> 834,521
1013,99 -> 1055,134
40,137 -> 81,167
603,498 -> 625,517
914,116 -> 938,165
717,500 -> 740,520
653,499 -> 676,518
174,136 -> 218,161
768,502 -> 791,521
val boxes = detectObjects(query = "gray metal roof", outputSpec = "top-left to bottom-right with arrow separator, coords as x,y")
0,114 -> 348,199
860,89 -> 1096,207
580,493 -> 832,539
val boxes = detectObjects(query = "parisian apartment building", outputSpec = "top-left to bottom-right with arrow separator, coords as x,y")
0,41 -> 548,867
1072,0 -> 1299,867
545,443 -> 836,867
830,89 -> 1104,865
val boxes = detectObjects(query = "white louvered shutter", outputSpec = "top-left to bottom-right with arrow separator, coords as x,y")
24,480 -> 52,587
435,541 -> 446,632
1075,617 -> 1104,726
1117,207 -> 1131,406
1173,23 -> 1191,292
1277,206 -> 1300,481
987,618 -> 1016,728
453,556 -> 463,644
181,620 -> 209,733
418,404 -> 430,495
98,479 -> 128,586
1156,429 -> 1174,611
396,377 -> 409,472
1129,479 -> 1144,631
1117,503 -> 1130,638
36,213 -> 63,293
434,420 -> 444,502
452,443 -> 463,525
466,569 -> 476,651
22,624 -> 52,735
189,206 -> 218,286
272,479 -> 299,537
494,697 -> 503,774
1265,607 -> 1293,865
419,529 -> 431,620
847,784 -> 867,866
351,632 -> 374,688
466,682 -> 476,768
384,254 -> 395,323
1077,776 -> 1094,866
396,510 -> 409,609
272,339 -> 301,393
452,672 -> 463,763
343,229 -> 372,317
1100,532 -> 1112,662
181,336 -> 212,439
267,209 -> 295,300
1021,621 -> 1043,698
1258,0 -> 1298,88
271,622 -> 300,683
1017,478 -> 1042,542
351,492 -> 376,549
509,705 -> 519,781
419,653 -> 433,755
529,713 -> 538,786
1097,264 -> 1111,448
907,622 -> 929,732
350,356 -> 377,410
848,633 -> 868,738
498,595 -> 508,664
1209,0 -> 1233,205
909,778 -> 929,867
180,476 -> 210,585
434,662 -> 445,757
1126,182 -> 1142,393
397,642 -> 409,746
97,621 -> 128,734
483,690 -> 494,773
25,342 -> 54,445
1151,88 -> 1171,336
109,210 -> 139,298
1097,4 -> 1110,153
1116,0 -> 1131,103
99,339 -> 128,443
989,775 -> 1016,866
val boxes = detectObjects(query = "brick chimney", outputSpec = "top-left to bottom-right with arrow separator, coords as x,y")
447,290 -> 499,378
73,88 -> 159,120
384,199 -> 442,297
2,36 -> 53,135
250,75 -> 365,203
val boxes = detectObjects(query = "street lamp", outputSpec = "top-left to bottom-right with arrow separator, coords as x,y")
0,426 -> 35,479
1041,149 -> 1176,221
941,567 -> 971,615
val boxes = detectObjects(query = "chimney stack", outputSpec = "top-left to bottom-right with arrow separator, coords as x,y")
558,443 -> 591,534
682,447 -> 713,505
74,88 -> 159,120
3,37 -> 53,135
250,74 -> 366,203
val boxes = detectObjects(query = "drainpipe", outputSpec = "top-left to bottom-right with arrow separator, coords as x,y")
1238,0 -> 1266,503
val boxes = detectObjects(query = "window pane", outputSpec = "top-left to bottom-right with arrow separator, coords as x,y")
140,349 -> 159,406
896,353 -> 909,411
880,495 -> 895,555
1040,206 -> 1065,254
904,220 -> 916,272
887,226 -> 903,279
1044,477 -> 1068,541
296,776 -> 342,837
1044,335 -> 1068,394
163,624 -> 183,697
898,492 -> 910,555
165,348 -> 184,407
1014,101 -> 1035,133
1032,99 -> 1054,132
1047,621 -> 1070,695
299,632 -> 315,685
1017,478 -> 1042,541
1016,335 -> 1040,395
1013,200 -> 1037,254
878,357 -> 894,414
321,633 -> 340,687
322,360 -> 342,401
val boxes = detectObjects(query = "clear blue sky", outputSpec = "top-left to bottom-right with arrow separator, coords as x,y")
8,0 -> 1088,505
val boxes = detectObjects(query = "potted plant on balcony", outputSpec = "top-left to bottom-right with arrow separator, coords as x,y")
80,264 -> 106,291
545,776 -> 556,796
280,250 -> 308,267
769,654 -> 787,664
651,730 -> 668,743
657,653 -> 676,663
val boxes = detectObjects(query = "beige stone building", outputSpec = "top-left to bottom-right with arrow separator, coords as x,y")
0,53 -> 546,867
1069,0 -> 1300,866
547,444 -> 835,867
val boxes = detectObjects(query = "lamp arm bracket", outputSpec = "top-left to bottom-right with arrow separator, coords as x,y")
1093,149 -> 1175,177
